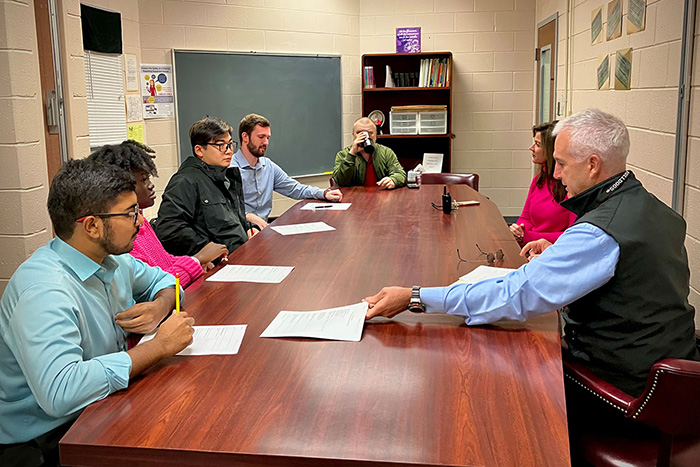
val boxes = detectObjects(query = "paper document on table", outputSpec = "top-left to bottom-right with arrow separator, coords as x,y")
300,203 -> 352,211
269,222 -> 335,236
260,302 -> 367,341
206,265 -> 294,283
459,265 -> 516,283
422,153 -> 444,173
139,325 -> 247,355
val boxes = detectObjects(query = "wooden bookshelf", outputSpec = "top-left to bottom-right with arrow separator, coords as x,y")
362,52 -> 453,172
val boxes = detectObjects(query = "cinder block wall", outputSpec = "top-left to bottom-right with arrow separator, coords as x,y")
360,0 -> 537,216
0,0 -> 52,296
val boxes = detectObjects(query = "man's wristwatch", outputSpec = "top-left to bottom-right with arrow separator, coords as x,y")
408,286 -> 426,313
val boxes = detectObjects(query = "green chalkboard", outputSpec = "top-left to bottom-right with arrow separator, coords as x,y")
173,51 -> 341,177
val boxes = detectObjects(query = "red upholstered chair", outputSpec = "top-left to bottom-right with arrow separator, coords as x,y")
564,357 -> 700,467
419,173 -> 479,191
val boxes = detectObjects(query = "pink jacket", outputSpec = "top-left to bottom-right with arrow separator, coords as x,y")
130,217 -> 203,288
516,175 -> 576,244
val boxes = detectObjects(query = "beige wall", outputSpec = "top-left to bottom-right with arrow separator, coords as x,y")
537,0 -> 698,323
360,0 -> 537,216
0,0 -> 52,296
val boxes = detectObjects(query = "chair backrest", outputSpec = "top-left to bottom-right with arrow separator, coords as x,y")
329,176 -> 338,189
629,358 -> 700,436
420,173 -> 479,191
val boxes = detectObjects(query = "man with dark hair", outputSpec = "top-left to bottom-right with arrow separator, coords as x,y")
0,158 -> 194,466
89,141 -> 228,288
230,113 -> 343,229
333,117 -> 407,189
154,117 -> 255,256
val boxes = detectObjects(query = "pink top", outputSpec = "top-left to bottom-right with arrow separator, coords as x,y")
130,216 -> 203,288
516,174 -> 576,244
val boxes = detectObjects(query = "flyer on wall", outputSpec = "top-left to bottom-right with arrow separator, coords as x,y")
141,64 -> 174,119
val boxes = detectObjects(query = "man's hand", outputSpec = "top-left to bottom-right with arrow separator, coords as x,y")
247,227 -> 259,239
194,242 -> 229,266
246,212 -> 268,230
364,286 -> 412,319
377,177 -> 396,190
324,189 -> 343,202
509,223 -> 524,242
116,296 -> 171,334
351,132 -> 368,156
151,311 -> 195,356
520,238 -> 553,261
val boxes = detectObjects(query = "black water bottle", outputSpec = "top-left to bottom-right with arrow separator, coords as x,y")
442,186 -> 452,214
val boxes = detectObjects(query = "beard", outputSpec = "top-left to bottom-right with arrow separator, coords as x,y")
246,140 -> 267,158
99,220 -> 139,256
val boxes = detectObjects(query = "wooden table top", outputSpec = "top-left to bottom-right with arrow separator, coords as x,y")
60,185 -> 570,467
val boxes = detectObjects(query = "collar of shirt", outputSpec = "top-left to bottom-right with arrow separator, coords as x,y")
232,149 -> 267,172
50,237 -> 119,284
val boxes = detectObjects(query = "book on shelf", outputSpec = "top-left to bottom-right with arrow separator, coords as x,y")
418,58 -> 450,87
364,66 -> 375,88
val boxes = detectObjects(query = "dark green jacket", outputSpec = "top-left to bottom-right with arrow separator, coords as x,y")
154,156 -> 251,257
333,143 -> 406,188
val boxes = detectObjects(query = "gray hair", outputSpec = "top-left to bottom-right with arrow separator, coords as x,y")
552,108 -> 629,164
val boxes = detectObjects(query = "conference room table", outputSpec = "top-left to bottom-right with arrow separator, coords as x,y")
60,185 -> 570,466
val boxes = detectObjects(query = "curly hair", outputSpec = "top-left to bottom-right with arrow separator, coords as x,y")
88,140 -> 158,177
47,158 -> 135,240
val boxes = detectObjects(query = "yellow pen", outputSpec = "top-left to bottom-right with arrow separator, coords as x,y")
175,273 -> 180,313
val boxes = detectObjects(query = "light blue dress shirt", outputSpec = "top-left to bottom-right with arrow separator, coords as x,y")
421,223 -> 620,324
0,237 -> 177,443
230,150 -> 326,220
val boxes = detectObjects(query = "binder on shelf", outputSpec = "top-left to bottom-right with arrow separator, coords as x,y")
385,65 -> 395,88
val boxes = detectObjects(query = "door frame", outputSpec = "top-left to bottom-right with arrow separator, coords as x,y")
536,13 -> 558,124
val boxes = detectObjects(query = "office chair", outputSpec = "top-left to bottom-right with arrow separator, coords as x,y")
564,357 -> 700,467
419,173 -> 479,191
329,176 -> 339,189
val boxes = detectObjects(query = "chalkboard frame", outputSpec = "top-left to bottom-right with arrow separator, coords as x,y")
172,50 -> 342,177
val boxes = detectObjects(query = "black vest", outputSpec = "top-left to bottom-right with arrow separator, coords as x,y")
560,171 -> 698,397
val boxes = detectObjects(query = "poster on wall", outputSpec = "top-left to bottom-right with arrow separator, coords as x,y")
627,0 -> 646,34
128,123 -> 145,144
597,54 -> 610,91
124,54 -> 139,92
614,48 -> 633,90
396,27 -> 421,53
126,94 -> 142,122
141,64 -> 174,119
606,0 -> 622,40
591,6 -> 603,45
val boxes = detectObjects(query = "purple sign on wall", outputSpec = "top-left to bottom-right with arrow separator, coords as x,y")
396,27 -> 421,53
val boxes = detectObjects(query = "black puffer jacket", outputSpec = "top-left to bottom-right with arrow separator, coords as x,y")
154,156 -> 251,256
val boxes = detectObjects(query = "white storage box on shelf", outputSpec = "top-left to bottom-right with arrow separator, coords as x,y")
389,111 -> 418,135
418,110 -> 447,135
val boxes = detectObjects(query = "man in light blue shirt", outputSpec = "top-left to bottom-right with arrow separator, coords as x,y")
230,114 -> 343,229
364,109 -> 697,400
0,159 -> 194,465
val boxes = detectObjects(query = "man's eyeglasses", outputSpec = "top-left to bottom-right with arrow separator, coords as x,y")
202,141 -> 237,153
76,205 -> 140,226
457,244 -> 505,265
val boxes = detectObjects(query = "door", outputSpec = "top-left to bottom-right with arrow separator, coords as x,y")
536,16 -> 557,124
34,0 -> 63,184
